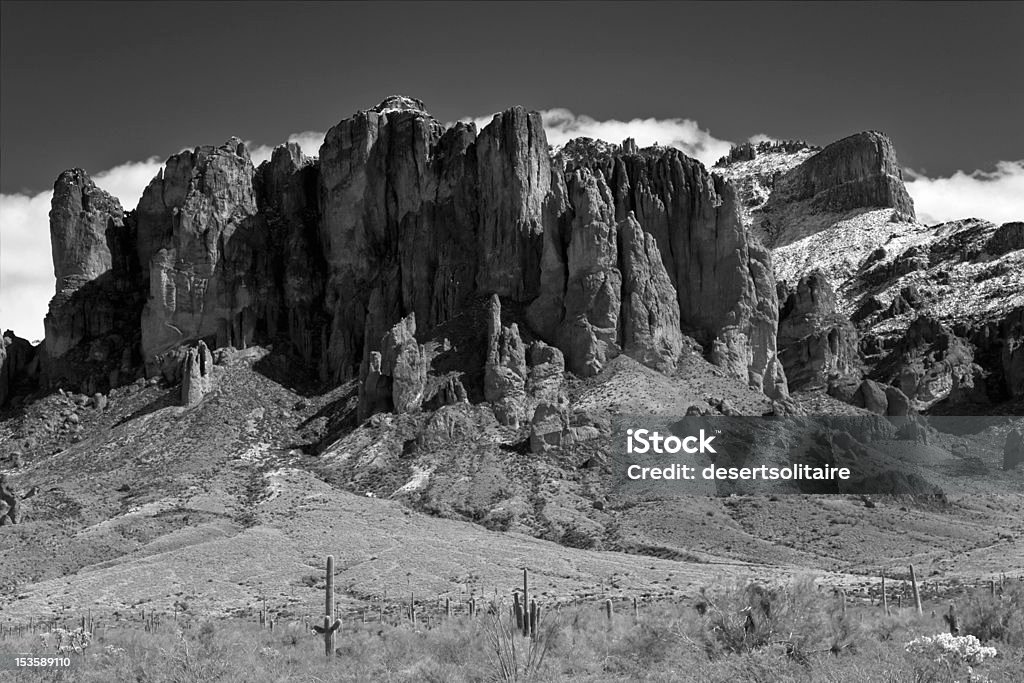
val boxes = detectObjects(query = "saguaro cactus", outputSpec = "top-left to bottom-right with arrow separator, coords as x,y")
944,604 -> 960,635
605,598 -> 613,624
522,569 -> 530,637
312,555 -> 341,657
909,564 -> 923,615
881,574 -> 889,616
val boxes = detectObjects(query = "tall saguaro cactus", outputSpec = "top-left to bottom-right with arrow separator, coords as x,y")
522,568 -> 530,637
909,564 -> 923,615
313,555 -> 342,657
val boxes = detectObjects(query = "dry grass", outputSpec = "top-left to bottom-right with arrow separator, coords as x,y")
4,580 -> 1023,682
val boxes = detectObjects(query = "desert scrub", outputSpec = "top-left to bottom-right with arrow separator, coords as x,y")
697,578 -> 862,662
957,581 -> 1024,646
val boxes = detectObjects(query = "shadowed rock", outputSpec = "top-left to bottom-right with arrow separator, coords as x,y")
777,271 -> 859,390
484,295 -> 528,426
1004,429 -> 1024,471
359,314 -> 428,420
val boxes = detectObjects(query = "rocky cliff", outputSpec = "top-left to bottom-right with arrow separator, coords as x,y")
15,99 -> 1020,419
716,132 -> 1023,411
22,96 -> 788,414
42,170 -> 142,395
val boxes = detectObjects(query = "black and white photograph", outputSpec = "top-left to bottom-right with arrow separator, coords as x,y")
1,1 -> 1023,680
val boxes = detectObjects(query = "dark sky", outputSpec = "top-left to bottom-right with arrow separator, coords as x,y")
2,1 -> 1022,194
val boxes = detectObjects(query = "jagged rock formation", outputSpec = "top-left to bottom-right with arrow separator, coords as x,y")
358,313 -> 428,420
484,295 -> 528,426
43,170 -> 142,394
729,131 -> 916,250
256,143 -> 327,378
529,400 -> 572,452
181,341 -> 214,406
545,140 -> 788,396
138,138 -> 262,365
36,97 -> 789,415
42,97 -> 1021,426
871,315 -> 977,409
776,272 -> 859,390
710,127 -> 1024,412
528,167 -> 683,377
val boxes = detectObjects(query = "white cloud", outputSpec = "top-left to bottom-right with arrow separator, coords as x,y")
0,133 -> 326,342
461,108 -> 736,168
249,131 -> 326,167
747,133 -> 777,146
1,190 -> 55,342
905,161 -> 1024,225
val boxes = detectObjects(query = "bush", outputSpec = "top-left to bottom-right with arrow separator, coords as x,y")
698,579 -> 864,663
958,581 -> 1024,646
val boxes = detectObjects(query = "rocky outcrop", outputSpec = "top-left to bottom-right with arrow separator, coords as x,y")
138,138 -> 261,364
526,342 -> 565,402
848,378 -> 911,417
39,97 -> 801,425
43,170 -> 142,394
358,313 -> 428,419
618,213 -> 684,373
0,475 -> 20,525
475,107 -> 548,300
181,340 -> 214,406
755,131 -> 915,248
776,271 -> 859,390
768,131 -> 915,219
986,222 -> 1024,256
873,315 -> 976,407
530,400 -> 572,452
535,143 -> 785,394
534,168 -> 622,377
484,295 -> 528,426
256,143 -> 327,378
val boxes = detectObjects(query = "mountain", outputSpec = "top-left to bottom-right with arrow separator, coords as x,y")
1,97 -> 1022,622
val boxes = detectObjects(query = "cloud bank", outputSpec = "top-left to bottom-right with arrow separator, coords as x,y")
904,161 -> 1024,225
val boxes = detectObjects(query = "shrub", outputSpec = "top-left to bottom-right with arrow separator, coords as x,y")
698,579 -> 864,663
957,581 -> 1024,646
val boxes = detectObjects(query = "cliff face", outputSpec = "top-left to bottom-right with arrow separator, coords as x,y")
38,96 -> 787,408
771,132 -> 915,217
541,145 -> 787,396
42,170 -> 142,394
137,138 -> 262,365
749,131 -> 916,248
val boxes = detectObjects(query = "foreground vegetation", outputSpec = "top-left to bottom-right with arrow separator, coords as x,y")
2,580 -> 1022,682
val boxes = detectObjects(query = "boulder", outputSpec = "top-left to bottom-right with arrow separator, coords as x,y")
853,379 -> 889,415
529,400 -> 573,452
